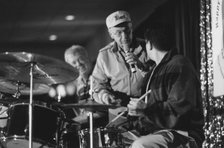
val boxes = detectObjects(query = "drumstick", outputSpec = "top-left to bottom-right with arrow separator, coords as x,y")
105,90 -> 151,128
105,108 -> 128,127
137,89 -> 151,101
127,131 -> 139,140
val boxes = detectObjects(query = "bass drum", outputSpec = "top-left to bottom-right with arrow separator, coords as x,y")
1,101 -> 65,148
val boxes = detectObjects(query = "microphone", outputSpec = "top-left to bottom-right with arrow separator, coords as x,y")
123,45 -> 136,73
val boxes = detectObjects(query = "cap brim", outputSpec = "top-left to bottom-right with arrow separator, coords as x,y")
108,19 -> 130,28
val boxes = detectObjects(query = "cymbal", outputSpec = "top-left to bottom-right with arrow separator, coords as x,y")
0,52 -> 79,94
58,100 -> 118,111
0,79 -> 50,95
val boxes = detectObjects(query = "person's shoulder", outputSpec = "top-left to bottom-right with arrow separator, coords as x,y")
166,49 -> 188,64
169,54 -> 195,70
99,42 -> 115,53
135,38 -> 145,45
172,54 -> 190,64
136,37 -> 145,43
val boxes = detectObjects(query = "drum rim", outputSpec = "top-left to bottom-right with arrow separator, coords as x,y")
79,127 -> 122,132
9,102 -> 59,113
1,135 -> 57,147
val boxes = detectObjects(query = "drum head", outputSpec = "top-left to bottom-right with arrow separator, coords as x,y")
4,137 -> 53,148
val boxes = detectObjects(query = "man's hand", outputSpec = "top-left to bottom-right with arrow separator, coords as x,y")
102,93 -> 121,105
125,52 -> 146,70
125,52 -> 137,66
127,97 -> 147,116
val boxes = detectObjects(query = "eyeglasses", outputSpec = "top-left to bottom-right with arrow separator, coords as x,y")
110,26 -> 132,37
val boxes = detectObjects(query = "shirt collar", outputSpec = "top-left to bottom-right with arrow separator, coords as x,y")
159,48 -> 178,64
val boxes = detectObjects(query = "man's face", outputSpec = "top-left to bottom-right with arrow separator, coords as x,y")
109,23 -> 133,48
65,53 -> 91,75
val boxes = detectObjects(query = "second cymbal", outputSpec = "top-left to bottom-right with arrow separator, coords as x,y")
0,52 -> 79,85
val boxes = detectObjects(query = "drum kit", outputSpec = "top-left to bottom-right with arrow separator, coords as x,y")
0,52 -> 129,148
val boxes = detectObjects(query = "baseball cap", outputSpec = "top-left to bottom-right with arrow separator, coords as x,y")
106,11 -> 131,28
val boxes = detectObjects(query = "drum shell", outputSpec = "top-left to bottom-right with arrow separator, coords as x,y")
79,127 -> 123,148
61,122 -> 81,148
2,101 -> 64,148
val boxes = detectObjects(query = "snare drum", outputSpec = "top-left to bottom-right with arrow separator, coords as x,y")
79,127 -> 123,148
1,101 -> 65,148
61,122 -> 81,148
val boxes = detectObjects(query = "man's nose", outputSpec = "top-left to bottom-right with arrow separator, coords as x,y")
121,32 -> 129,40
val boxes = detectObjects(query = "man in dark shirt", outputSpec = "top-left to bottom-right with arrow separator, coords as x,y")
127,25 -> 204,148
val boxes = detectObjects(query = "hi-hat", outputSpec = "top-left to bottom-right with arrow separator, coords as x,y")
0,79 -> 50,95
0,52 -> 79,94
58,99 -> 118,111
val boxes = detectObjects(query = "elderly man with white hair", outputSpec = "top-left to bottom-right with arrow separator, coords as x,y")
49,45 -> 107,126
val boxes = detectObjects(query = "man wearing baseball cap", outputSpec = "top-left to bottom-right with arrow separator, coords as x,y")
92,10 -> 151,128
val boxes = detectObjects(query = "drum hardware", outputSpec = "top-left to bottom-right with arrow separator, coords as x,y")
12,81 -> 22,99
59,100 -> 118,111
78,126 -> 125,148
59,99 -> 118,148
0,79 -> 50,96
60,120 -> 81,148
88,76 -> 97,148
57,93 -> 62,103
0,52 -> 79,148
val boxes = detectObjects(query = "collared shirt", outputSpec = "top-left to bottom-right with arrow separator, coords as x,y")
92,38 -> 149,106
75,76 -> 90,100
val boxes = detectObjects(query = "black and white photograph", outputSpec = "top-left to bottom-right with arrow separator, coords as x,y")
0,0 -> 221,148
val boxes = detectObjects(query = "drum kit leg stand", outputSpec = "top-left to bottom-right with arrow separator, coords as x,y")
26,62 -> 119,148
0,52 -> 130,148
28,62 -> 34,148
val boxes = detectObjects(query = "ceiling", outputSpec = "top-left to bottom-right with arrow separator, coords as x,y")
0,0 -> 167,60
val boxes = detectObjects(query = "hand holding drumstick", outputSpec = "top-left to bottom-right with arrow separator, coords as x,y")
105,90 -> 151,127
127,90 -> 151,116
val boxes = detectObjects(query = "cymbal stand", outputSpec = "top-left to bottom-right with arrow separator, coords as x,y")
29,62 -> 35,148
88,110 -> 94,148
57,92 -> 62,102
88,76 -> 94,148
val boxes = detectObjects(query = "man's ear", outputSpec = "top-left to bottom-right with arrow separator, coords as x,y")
149,41 -> 153,50
108,29 -> 114,40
